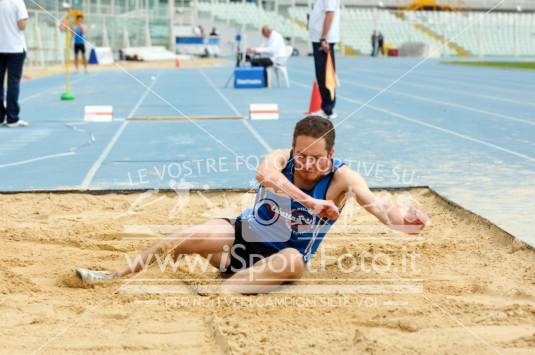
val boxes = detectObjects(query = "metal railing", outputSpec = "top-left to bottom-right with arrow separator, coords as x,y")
25,9 -> 171,67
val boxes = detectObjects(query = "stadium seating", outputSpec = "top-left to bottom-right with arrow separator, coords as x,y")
288,6 -> 457,55
197,2 -> 308,41
405,10 -> 535,56
289,7 -> 535,56
23,1 -> 535,66
24,9 -> 170,66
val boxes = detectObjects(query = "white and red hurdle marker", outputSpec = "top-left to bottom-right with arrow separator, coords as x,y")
84,106 -> 113,122
249,103 -> 279,120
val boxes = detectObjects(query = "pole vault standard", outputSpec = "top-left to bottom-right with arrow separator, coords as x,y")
59,5 -> 81,101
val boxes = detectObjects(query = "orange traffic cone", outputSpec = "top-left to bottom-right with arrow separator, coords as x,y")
305,81 -> 322,114
175,57 -> 181,68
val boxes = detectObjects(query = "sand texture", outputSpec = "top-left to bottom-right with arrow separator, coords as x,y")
0,188 -> 534,354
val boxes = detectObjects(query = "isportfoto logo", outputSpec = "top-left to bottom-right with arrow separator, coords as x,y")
253,198 -> 280,226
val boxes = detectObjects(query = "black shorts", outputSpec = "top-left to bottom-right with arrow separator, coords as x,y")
247,56 -> 274,68
221,217 -> 279,274
74,44 -> 86,55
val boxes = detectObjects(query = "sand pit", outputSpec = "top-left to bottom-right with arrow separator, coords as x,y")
1,188 -> 534,354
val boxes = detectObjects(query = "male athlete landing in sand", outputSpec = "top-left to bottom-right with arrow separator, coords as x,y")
76,116 -> 428,293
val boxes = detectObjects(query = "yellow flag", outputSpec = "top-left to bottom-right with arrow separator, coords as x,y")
325,52 -> 337,100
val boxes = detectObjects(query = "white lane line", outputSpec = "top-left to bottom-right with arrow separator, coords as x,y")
0,125 -> 93,169
344,66 -> 535,97
293,79 -> 535,163
329,72 -> 535,127
0,152 -> 74,168
20,75 -> 90,103
198,68 -> 273,152
80,74 -> 158,190
344,64 -> 535,91
337,68 -> 535,108
416,68 -> 535,91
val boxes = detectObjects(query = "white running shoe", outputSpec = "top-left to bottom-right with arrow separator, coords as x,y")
328,112 -> 338,119
6,120 -> 29,128
307,109 -> 329,119
75,268 -> 116,284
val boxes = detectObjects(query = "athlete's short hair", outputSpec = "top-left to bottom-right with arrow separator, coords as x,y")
292,116 -> 335,150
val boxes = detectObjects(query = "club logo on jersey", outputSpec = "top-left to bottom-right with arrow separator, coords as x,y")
290,206 -> 315,234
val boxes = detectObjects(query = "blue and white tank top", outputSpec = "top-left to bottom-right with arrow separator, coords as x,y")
239,153 -> 344,262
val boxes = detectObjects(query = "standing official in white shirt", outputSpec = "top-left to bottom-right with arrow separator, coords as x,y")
308,0 -> 340,119
0,0 -> 30,127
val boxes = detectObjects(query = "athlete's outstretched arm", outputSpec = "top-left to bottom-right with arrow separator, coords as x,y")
256,149 -> 339,220
338,166 -> 428,234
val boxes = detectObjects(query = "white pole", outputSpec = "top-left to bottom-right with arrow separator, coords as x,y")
169,0 -> 175,51
145,0 -> 152,46
102,18 -> 110,47
210,0 -> 214,21
35,14 -> 45,67
226,0 -> 230,25
514,17 -> 518,57
477,15 -> 483,57
193,0 -> 198,25
123,19 -> 131,48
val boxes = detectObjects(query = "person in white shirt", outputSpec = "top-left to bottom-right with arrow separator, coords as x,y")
246,25 -> 286,85
0,0 -> 29,127
308,0 -> 341,119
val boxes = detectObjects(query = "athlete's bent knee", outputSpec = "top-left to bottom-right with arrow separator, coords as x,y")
271,248 -> 305,278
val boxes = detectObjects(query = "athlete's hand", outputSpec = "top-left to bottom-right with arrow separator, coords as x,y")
305,198 -> 340,221
401,205 -> 429,235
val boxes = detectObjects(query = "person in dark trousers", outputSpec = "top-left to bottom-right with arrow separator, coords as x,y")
378,32 -> 384,56
371,30 -> 378,56
0,0 -> 29,127
308,0 -> 340,119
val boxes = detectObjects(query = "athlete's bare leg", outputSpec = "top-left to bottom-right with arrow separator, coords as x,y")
76,219 -> 234,282
220,247 -> 305,294
74,52 -> 79,71
116,219 -> 234,276
82,54 -> 87,72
